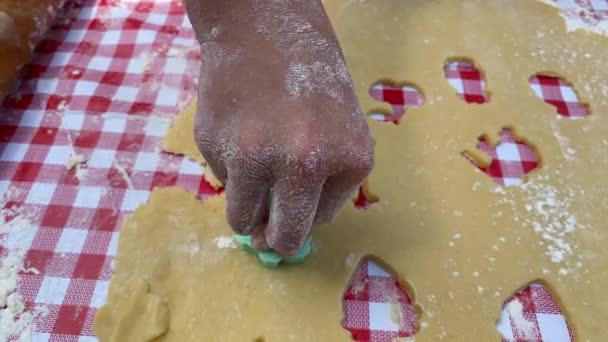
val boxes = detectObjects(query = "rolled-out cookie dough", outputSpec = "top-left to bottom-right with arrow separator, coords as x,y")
96,0 -> 608,340
163,100 -> 222,189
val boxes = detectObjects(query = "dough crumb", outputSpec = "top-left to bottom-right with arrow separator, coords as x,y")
213,236 -> 236,249
66,154 -> 87,181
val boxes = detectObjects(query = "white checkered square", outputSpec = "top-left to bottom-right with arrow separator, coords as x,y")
34,78 -> 58,94
368,260 -> 391,277
108,6 -> 131,19
145,117 -> 171,138
88,148 -> 116,168
101,113 -> 127,134
32,332 -> 52,342
73,186 -> 103,208
26,183 -> 57,205
179,158 -> 203,175
496,143 -> 522,162
44,146 -> 72,165
0,181 -> 10,198
90,280 -> 110,308
133,152 -> 160,172
156,87 -> 179,107
55,228 -> 88,254
592,0 -> 608,11
49,52 -> 73,67
530,83 -> 543,98
89,56 -> 113,71
78,336 -> 99,342
173,36 -> 194,47
127,55 -> 147,74
77,5 -> 95,20
165,57 -> 188,75
447,78 -> 465,93
100,30 -> 122,45
537,313 -> 571,342
368,302 -> 399,332
559,85 -> 579,102
35,276 -> 70,305
64,29 -> 87,43
61,113 -> 86,131
121,189 -> 149,211
107,232 -> 120,256
114,86 -> 140,102
1,143 -> 29,161
19,110 -> 45,127
73,80 -> 99,96
146,13 -> 169,25
496,306 -> 515,340
135,29 -> 158,44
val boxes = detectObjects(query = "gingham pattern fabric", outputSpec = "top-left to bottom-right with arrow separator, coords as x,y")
0,0 -> 599,340
556,0 -> 608,35
529,75 -> 590,119
342,259 -> 419,341
0,0 -> 215,340
368,83 -> 424,124
497,283 -> 575,342
444,61 -> 489,104
464,128 -> 540,187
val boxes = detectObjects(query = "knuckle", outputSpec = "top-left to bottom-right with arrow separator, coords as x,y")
289,146 -> 325,179
354,136 -> 375,174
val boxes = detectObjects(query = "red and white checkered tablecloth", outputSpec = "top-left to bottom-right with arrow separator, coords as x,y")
0,0 -> 602,340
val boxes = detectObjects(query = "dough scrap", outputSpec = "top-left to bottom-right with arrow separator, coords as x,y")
163,100 -> 222,189
94,279 -> 170,342
97,0 -> 608,340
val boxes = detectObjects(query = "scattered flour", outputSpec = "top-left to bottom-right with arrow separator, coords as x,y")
520,178 -> 581,264
550,121 -> 576,161
0,199 -> 47,340
495,171 -> 585,275
345,253 -> 357,268
213,236 -> 237,249
497,298 -> 536,340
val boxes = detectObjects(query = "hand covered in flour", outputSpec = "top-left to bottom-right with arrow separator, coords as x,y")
184,0 -> 374,255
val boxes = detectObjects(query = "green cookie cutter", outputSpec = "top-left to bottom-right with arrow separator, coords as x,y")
233,234 -> 312,268
233,190 -> 313,268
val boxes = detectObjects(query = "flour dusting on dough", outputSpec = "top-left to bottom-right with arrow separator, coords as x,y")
213,236 -> 237,249
496,170 -> 585,275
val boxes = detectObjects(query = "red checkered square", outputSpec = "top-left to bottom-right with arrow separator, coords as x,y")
444,61 -> 489,104
342,259 -> 419,341
529,74 -> 590,119
498,283 -> 575,342
368,83 -> 424,124
464,128 -> 540,186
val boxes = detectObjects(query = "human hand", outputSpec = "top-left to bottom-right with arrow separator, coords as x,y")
188,0 -> 374,256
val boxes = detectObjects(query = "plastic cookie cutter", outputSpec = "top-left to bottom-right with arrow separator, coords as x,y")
233,235 -> 312,268
233,190 -> 313,268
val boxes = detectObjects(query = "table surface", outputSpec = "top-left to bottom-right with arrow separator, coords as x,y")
0,0 -> 604,341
